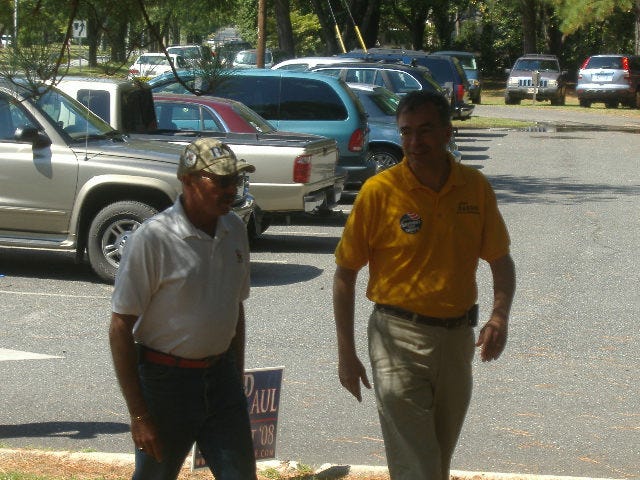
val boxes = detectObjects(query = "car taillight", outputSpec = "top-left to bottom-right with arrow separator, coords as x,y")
129,68 -> 139,76
348,128 -> 366,152
622,56 -> 630,80
293,154 -> 312,183
456,84 -> 465,102
580,58 -> 590,69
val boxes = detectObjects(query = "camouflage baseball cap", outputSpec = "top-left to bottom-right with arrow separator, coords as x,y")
177,138 -> 255,179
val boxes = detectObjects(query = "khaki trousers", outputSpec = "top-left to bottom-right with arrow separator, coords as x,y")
368,309 -> 475,480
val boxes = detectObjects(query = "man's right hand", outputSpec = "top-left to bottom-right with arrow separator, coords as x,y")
338,353 -> 371,402
131,415 -> 163,462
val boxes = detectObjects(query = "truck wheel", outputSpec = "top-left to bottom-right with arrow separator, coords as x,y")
579,98 -> 591,108
504,94 -> 520,105
605,101 -> 619,109
87,201 -> 157,283
369,146 -> 402,173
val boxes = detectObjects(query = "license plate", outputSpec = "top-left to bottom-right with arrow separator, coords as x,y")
593,73 -> 613,82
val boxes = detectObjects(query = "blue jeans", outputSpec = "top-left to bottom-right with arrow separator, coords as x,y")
133,350 -> 256,480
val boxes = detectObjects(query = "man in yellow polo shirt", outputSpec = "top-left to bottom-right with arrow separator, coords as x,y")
333,90 -> 516,480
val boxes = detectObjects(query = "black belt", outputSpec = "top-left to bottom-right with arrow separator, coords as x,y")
375,303 -> 478,329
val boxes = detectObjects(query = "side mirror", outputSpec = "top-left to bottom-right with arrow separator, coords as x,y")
14,126 -> 52,148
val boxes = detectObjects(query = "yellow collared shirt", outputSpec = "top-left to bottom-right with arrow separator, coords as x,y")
335,155 -> 510,318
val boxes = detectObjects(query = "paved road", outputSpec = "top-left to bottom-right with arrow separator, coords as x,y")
1,106 -> 639,479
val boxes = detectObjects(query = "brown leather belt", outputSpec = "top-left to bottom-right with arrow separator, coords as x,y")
375,303 -> 478,329
140,346 -> 224,369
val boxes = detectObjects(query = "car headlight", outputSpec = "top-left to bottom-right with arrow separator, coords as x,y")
507,78 -> 518,86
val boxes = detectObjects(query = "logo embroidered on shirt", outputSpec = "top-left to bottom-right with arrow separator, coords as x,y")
400,212 -> 422,234
235,249 -> 243,263
457,202 -> 480,214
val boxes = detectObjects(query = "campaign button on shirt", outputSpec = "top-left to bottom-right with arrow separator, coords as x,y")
400,212 -> 422,234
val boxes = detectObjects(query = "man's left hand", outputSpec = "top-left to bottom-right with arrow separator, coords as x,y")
476,317 -> 508,361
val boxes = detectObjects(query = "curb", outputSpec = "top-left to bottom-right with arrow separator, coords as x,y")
0,448 -> 626,480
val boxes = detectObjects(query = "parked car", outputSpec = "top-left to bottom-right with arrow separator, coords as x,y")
232,49 -> 274,69
214,40 -> 252,67
338,49 -> 474,120
433,50 -> 482,104
166,44 -> 213,67
0,35 -> 11,47
347,83 -> 461,172
576,54 -> 640,108
0,77 -> 253,282
504,54 -> 567,105
128,52 -> 188,80
272,56 -> 366,71
311,62 -> 443,97
148,94 -> 347,227
148,69 -> 374,188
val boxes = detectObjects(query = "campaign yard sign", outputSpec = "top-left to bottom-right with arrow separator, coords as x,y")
191,366 -> 284,470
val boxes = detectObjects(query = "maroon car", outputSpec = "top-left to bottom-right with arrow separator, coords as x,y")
152,93 -> 276,134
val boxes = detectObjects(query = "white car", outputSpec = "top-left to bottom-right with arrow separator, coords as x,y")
232,49 -> 273,69
272,56 -> 365,71
128,53 -> 188,80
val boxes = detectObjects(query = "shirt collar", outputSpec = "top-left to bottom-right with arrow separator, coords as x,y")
162,196 -> 231,240
400,152 -> 465,193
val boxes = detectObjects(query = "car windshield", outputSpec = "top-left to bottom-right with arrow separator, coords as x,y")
514,59 -> 559,72
29,87 -> 116,141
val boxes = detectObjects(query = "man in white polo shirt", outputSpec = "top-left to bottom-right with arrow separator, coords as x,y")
109,138 -> 257,480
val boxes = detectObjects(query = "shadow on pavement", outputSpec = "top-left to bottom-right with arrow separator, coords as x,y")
0,421 -> 129,440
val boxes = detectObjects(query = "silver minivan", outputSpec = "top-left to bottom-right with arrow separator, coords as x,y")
576,54 -> 640,108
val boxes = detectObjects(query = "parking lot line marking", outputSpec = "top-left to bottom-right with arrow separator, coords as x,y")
0,348 -> 63,361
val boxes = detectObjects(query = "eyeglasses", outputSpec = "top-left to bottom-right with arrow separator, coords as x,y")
399,124 -> 447,139
199,173 -> 244,189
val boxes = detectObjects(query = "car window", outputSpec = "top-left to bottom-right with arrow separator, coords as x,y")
77,89 -> 110,123
586,57 -> 622,69
421,59 -> 451,85
388,71 -> 420,93
232,102 -> 275,133
0,95 -> 37,140
280,77 -> 347,121
216,76 -> 280,119
35,88 -> 114,139
314,68 -> 341,78
456,56 -> 477,70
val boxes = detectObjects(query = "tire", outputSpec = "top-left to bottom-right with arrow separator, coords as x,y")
87,201 -> 157,283
579,98 -> 591,108
634,91 -> 640,109
368,146 -> 402,173
605,101 -> 619,109
504,93 -> 520,105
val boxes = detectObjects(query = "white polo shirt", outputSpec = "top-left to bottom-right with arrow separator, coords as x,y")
111,197 -> 250,359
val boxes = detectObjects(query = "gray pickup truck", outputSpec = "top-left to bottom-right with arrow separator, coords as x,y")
55,77 -> 347,234
0,78 -> 254,282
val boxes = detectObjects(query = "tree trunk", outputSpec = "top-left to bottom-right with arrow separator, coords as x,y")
274,0 -> 295,57
636,0 -> 640,55
310,0 -> 339,54
521,0 -> 537,53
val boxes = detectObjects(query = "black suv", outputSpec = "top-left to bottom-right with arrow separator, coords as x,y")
339,49 -> 474,120
504,54 -> 568,105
